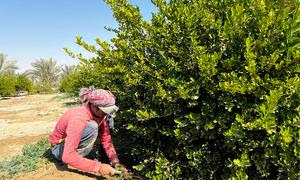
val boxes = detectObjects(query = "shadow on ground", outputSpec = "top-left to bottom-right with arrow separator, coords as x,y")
43,148 -> 105,180
0,97 -> 11,100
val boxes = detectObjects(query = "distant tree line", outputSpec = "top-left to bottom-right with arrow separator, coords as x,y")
0,52 -> 77,96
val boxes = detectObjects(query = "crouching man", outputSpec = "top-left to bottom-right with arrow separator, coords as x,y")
48,88 -> 127,176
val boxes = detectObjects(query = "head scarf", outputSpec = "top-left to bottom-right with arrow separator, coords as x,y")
78,86 -> 118,129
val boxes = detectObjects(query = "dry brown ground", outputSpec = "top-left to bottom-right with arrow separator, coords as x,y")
0,94 -> 109,179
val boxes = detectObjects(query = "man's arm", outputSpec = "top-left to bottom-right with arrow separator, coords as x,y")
98,119 -> 119,164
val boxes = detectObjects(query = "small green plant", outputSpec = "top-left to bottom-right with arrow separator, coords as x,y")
0,139 -> 50,179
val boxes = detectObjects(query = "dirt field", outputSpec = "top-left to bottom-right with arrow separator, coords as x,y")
0,94 -> 105,179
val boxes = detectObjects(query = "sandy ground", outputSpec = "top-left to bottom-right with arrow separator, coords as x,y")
0,94 -> 102,179
0,94 -> 72,160
16,165 -> 103,180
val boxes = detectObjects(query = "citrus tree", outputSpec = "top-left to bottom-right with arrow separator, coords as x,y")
0,53 -> 33,96
65,0 -> 300,179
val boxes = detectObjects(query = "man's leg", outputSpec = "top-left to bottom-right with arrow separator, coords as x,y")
77,120 -> 98,156
51,120 -> 98,161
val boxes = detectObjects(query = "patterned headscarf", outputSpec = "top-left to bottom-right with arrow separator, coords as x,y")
78,86 -> 118,129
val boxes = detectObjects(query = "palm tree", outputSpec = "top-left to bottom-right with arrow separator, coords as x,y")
27,58 -> 62,84
0,53 -> 18,75
61,64 -> 77,78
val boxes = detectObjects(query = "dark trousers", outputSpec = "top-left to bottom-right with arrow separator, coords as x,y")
51,120 -> 98,161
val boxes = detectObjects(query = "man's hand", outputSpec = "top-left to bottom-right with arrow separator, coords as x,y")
114,163 -> 128,174
98,163 -> 115,176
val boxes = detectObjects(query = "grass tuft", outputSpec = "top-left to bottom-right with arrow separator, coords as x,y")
0,139 -> 50,179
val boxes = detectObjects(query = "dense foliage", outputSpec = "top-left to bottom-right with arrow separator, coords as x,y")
0,75 -> 33,96
64,0 -> 300,179
0,75 -> 17,96
59,65 -> 78,93
15,75 -> 33,93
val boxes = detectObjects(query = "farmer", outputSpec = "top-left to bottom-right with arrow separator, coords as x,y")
48,88 -> 127,176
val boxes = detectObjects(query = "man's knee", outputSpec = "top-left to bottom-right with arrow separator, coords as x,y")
80,120 -> 98,142
83,120 -> 98,137
51,143 -> 64,161
78,121 -> 98,156
86,120 -> 98,133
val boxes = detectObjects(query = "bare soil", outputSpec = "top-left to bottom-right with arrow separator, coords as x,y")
0,94 -> 106,179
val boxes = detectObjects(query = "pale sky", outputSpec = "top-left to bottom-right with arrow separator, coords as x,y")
0,0 -> 156,72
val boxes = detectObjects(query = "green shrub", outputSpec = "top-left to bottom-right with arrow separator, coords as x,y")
59,71 -> 82,94
33,83 -> 54,94
65,0 -> 300,179
0,75 -> 34,96
0,75 -> 16,96
59,68 -> 109,95
15,75 -> 33,93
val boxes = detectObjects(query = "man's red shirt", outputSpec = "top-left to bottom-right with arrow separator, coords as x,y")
49,104 -> 118,172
